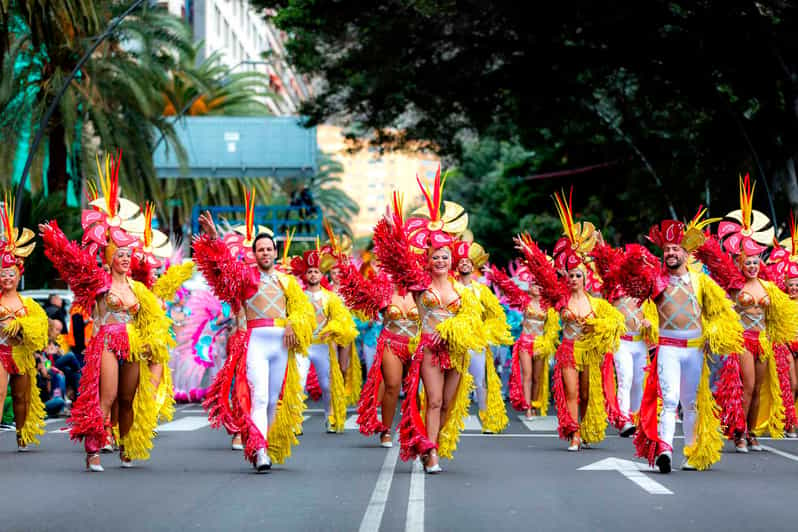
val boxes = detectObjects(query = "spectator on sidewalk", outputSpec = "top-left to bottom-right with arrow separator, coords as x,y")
45,319 -> 81,404
35,353 -> 65,418
43,294 -> 67,332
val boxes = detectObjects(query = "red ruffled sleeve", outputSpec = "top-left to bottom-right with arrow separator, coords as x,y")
372,216 -> 430,295
335,258 -> 392,320
40,220 -> 109,312
614,244 -> 667,301
192,235 -> 258,313
129,254 -> 156,290
486,265 -> 531,311
518,240 -> 567,310
694,237 -> 744,293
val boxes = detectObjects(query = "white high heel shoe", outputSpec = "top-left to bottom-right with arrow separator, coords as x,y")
254,449 -> 272,472
86,453 -> 104,473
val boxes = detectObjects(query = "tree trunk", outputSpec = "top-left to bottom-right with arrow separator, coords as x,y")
46,111 -> 69,202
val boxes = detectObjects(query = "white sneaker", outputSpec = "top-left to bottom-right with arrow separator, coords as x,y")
787,431 -> 798,439
325,419 -> 336,434
255,449 -> 271,472
681,457 -> 698,471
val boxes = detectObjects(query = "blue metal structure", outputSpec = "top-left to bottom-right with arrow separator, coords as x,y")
191,204 -> 323,241
154,116 -> 317,178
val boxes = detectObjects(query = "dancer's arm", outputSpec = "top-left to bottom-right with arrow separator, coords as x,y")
372,213 -> 430,295
333,257 -> 392,320
513,234 -> 567,310
485,265 -> 531,311
693,237 -> 744,293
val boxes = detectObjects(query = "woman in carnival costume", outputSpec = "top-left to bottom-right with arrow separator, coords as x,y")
513,189 -> 625,452
452,238 -> 512,433
194,188 -> 314,472
487,262 -> 560,420
39,150 -> 174,472
694,175 -> 798,451
333,192 -> 419,448
290,244 -> 358,434
0,197 -> 48,451
767,213 -> 798,437
373,170 -> 485,474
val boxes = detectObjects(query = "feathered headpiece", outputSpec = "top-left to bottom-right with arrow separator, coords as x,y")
133,202 -> 173,269
278,228 -> 296,273
289,238 -> 324,278
404,166 -> 468,251
768,212 -> 798,280
81,150 -> 143,263
320,219 -> 352,273
551,188 -> 596,272
717,174 -> 774,256
222,186 -> 274,265
453,239 -> 490,270
0,194 -> 35,273
648,206 -> 719,253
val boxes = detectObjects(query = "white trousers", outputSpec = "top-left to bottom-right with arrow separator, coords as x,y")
657,329 -> 703,450
246,327 -> 288,447
299,343 -> 333,415
614,338 -> 648,418
362,344 -> 378,373
469,349 -> 487,411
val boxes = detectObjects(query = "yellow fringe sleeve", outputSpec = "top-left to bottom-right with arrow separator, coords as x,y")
326,343 -> 348,432
344,342 -> 362,406
683,356 -> 723,470
283,274 -> 315,357
152,261 -> 195,302
156,365 -> 175,423
752,334 -> 786,438
436,370 -> 475,459
580,296 -> 625,360
320,290 -> 359,346
697,273 -> 744,355
580,359 -> 607,444
129,281 -> 176,363
435,282 -> 487,374
268,352 -> 307,464
477,283 -> 514,346
533,307 -> 561,360
479,347 -> 509,433
641,299 -> 659,346
764,281 -> 798,345
11,298 -> 48,446
120,360 -> 158,460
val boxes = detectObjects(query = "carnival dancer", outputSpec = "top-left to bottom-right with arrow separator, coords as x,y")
694,176 -> 798,451
486,263 -> 560,419
514,190 -> 625,452
452,238 -> 512,433
607,208 -> 742,472
334,194 -> 418,448
373,170 -> 485,474
0,197 -> 47,451
591,233 -> 659,437
290,247 -> 357,433
39,151 -> 173,472
768,214 -> 798,438
194,199 -> 314,472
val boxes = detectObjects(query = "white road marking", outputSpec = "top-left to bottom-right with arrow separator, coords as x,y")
345,414 -> 360,431
579,457 -> 673,495
761,445 -> 798,463
358,436 -> 400,532
180,409 -> 206,414
406,458 -> 425,532
157,416 -> 210,432
464,415 -> 482,431
517,415 -> 559,432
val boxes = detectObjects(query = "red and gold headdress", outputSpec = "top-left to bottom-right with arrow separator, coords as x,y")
320,219 -> 352,273
0,194 -> 35,273
648,206 -> 718,253
277,228 -> 296,273
81,150 -> 143,263
717,174 -> 774,256
133,202 -> 173,269
768,212 -> 798,280
289,238 -> 323,278
404,166 -> 468,251
551,188 -> 596,272
222,186 -> 273,265
452,238 -> 490,270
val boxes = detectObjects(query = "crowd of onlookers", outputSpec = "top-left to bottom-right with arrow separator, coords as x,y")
1,294 -> 89,428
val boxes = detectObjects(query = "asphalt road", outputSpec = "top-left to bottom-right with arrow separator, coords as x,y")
1,401 -> 796,532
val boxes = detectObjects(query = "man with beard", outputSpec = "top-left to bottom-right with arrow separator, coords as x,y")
452,239 -> 512,433
194,211 -> 315,473
291,249 -> 357,434
611,215 -> 742,473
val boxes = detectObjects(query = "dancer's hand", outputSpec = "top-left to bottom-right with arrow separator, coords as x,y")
640,318 -> 652,330
198,211 -> 218,238
283,323 -> 298,349
38,222 -> 52,235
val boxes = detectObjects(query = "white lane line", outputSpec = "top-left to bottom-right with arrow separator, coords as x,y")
464,415 -> 482,431
579,457 -> 673,495
157,416 -> 210,432
180,409 -> 206,414
405,458 -> 424,532
345,414 -> 360,431
517,415 -> 558,432
358,437 -> 400,532
761,445 -> 798,462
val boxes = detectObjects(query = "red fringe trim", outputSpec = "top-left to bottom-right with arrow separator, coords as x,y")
715,353 -> 746,438
203,329 -> 245,434
486,265 -> 531,311
192,235 -> 258,313
602,352 -> 628,430
306,363 -> 322,401
336,259 -> 392,320
509,336 -> 535,411
634,348 -> 669,465
553,340 -> 579,439
615,244 -> 667,301
0,345 -> 18,374
398,356 -> 436,461
417,333 -> 452,370
129,253 -> 156,289
372,217 -> 430,295
775,343 -> 798,430
68,324 -> 130,445
694,237 -> 745,292
518,240 -> 568,310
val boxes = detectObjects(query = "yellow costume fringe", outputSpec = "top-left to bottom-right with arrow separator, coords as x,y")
11,297 -> 49,446
282,273 -> 315,355
475,282 -> 514,346
683,356 -> 724,470
268,352 -> 307,463
437,370 -> 475,459
479,347 -> 508,432
435,281 -> 487,373
316,288 -> 358,427
764,281 -> 798,345
752,332 -> 785,438
325,342 -> 348,432
641,299 -> 659,346
152,261 -> 195,302
530,307 -> 560,415
155,365 -> 175,423
695,272 -> 744,355
344,341 -> 362,406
